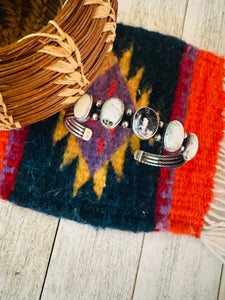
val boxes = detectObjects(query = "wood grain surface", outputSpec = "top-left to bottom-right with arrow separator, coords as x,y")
182,0 -> 225,55
133,233 -> 222,300
117,0 -> 188,38
0,201 -> 58,300
41,220 -> 144,300
218,265 -> 225,300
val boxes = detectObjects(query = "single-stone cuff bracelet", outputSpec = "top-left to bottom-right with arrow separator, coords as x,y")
64,94 -> 199,168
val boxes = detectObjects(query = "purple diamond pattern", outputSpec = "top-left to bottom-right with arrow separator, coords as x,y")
78,63 -> 135,176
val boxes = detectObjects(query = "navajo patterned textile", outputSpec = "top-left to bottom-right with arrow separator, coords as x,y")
0,24 -> 225,262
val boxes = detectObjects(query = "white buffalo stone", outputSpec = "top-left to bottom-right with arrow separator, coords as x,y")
183,133 -> 199,161
74,94 -> 93,122
100,97 -> 124,129
163,120 -> 184,152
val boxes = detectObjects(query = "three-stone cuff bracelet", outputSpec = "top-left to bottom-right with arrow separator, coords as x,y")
64,94 -> 199,168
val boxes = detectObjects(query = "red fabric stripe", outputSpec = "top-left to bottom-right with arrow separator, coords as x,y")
108,80 -> 117,98
0,132 -> 9,178
155,44 -> 198,231
97,138 -> 104,155
0,127 -> 29,200
169,51 -> 225,237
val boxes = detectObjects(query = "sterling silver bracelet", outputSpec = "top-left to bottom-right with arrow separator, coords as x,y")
64,94 -> 199,168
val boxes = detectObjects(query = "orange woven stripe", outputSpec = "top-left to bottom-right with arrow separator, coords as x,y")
0,131 -> 9,172
169,50 -> 225,238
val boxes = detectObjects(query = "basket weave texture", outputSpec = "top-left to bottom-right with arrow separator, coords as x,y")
0,0 -> 118,129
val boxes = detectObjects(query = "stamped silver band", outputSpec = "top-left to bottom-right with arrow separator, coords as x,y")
64,105 -> 92,141
134,150 -> 186,168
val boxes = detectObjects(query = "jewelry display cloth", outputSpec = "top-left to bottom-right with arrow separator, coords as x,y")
0,24 -> 225,262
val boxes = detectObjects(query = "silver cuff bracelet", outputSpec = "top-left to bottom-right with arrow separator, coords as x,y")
64,94 -> 199,168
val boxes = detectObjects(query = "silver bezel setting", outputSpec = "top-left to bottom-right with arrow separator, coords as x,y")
132,107 -> 159,140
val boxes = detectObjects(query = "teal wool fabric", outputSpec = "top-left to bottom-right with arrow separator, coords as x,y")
6,24 -> 184,231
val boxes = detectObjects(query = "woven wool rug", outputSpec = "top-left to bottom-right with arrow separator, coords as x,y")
0,24 -> 225,263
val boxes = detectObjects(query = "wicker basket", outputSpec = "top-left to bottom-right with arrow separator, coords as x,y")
0,0 -> 118,129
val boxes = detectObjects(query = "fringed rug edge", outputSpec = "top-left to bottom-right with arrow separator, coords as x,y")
201,103 -> 225,263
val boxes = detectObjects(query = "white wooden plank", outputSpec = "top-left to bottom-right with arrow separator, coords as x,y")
41,220 -> 143,300
218,266 -> 225,300
182,0 -> 225,55
117,0 -> 188,38
133,233 -> 222,300
0,200 -> 58,300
